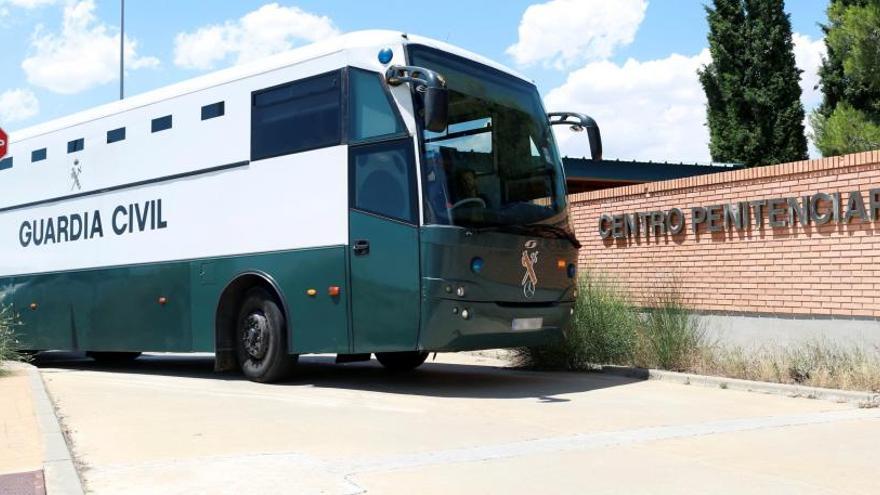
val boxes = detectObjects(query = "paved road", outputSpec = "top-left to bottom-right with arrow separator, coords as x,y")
36,352 -> 880,495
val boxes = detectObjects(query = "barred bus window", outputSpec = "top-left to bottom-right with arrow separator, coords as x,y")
201,101 -> 225,120
152,115 -> 173,133
32,148 -> 47,163
251,70 -> 341,161
107,127 -> 126,143
0,157 -> 11,170
67,138 -> 84,153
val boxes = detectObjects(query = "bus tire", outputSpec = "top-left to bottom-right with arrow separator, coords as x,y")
235,287 -> 295,383
87,351 -> 142,363
375,351 -> 429,372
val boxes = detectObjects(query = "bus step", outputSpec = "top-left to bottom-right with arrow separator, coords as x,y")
336,353 -> 372,364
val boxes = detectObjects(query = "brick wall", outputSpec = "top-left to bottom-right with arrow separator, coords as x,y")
568,150 -> 880,319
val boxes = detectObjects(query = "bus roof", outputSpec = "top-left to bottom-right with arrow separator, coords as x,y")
10,30 -> 532,142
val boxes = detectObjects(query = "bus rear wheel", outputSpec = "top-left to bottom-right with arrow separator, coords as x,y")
235,287 -> 295,383
375,351 -> 429,372
87,351 -> 142,363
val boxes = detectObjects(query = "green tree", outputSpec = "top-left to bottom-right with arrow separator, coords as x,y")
813,0 -> 880,156
699,0 -> 809,167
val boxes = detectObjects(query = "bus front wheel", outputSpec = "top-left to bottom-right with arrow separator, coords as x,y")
375,351 -> 429,372
235,287 -> 295,383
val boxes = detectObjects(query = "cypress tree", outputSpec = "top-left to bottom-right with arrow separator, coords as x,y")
699,0 -> 808,167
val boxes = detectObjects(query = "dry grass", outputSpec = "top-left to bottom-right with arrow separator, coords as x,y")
693,340 -> 880,393
514,273 -> 880,393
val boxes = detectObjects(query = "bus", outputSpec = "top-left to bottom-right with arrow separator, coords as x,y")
0,30 -> 602,382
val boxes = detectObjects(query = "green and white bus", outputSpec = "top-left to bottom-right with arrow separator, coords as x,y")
0,31 -> 601,382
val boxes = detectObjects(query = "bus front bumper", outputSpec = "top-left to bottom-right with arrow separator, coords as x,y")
419,298 -> 574,352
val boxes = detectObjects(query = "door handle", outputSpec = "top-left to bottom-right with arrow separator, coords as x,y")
353,239 -> 370,256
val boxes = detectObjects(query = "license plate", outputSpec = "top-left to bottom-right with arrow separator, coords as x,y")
512,317 -> 543,331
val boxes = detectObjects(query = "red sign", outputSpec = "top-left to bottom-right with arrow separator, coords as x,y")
0,127 -> 7,159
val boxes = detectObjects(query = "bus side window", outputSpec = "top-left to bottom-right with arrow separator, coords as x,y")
349,68 -> 406,142
251,70 -> 342,161
350,139 -> 417,224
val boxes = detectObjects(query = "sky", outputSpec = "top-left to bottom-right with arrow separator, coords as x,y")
0,0 -> 829,163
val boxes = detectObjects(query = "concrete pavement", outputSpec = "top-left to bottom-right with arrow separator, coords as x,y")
35,352 -> 880,494
0,363 -> 43,477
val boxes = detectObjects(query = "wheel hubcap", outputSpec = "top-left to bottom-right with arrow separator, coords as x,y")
242,312 -> 269,360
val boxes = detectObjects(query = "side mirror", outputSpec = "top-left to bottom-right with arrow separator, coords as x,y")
423,86 -> 448,132
549,112 -> 603,161
386,65 -> 449,132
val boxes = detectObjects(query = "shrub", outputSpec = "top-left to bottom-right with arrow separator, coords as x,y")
0,305 -> 25,373
514,272 -> 638,370
634,282 -> 706,372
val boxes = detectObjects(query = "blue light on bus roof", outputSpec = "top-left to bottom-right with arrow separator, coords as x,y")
378,48 -> 394,64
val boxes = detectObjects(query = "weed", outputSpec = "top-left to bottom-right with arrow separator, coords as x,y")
514,272 -> 638,370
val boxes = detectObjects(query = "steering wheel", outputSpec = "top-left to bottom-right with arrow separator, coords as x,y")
450,197 -> 487,210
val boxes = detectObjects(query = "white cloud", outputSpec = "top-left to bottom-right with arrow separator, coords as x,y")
793,32 -> 825,109
21,0 -> 159,95
545,31 -> 829,162
507,0 -> 648,70
545,49 -> 712,163
0,0 -> 54,21
173,3 -> 340,70
0,88 -> 39,123
792,33 -> 826,157
1,0 -> 56,8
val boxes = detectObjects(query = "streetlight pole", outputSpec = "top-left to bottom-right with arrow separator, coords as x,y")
120,0 -> 125,100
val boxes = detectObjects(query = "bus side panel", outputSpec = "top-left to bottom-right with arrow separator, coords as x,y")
189,246 -> 349,355
8,263 -> 191,352
85,262 -> 191,352
12,273 -> 86,351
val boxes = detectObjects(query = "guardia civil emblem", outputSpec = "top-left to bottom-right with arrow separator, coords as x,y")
70,159 -> 83,191
520,239 -> 539,298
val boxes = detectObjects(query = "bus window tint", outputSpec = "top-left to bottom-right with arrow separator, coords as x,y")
349,68 -> 405,141
350,139 -> 416,223
107,127 -> 126,143
32,148 -> 47,163
67,138 -> 84,153
152,115 -> 172,133
251,71 -> 341,160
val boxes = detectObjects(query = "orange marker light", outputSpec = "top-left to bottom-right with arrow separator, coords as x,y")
557,259 -> 567,269
328,286 -> 340,297
306,289 -> 317,297
29,303 -> 38,311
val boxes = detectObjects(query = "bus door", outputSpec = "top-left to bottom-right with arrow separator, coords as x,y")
347,138 -> 421,353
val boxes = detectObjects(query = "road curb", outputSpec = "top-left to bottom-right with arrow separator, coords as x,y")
602,365 -> 880,406
24,364 -> 85,495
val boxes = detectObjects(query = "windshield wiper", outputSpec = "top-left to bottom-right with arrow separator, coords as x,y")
522,224 -> 582,249
473,223 -> 581,249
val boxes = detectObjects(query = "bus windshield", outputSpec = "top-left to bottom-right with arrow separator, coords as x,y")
409,46 -> 568,229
